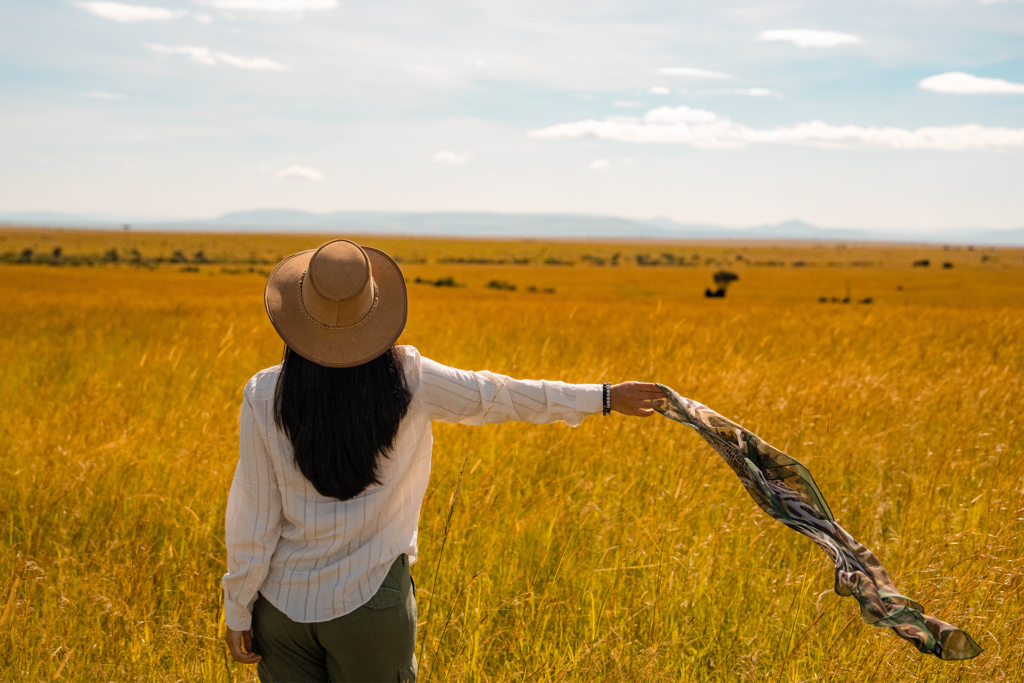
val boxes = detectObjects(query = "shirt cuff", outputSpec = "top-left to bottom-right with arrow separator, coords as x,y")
575,384 -> 604,416
224,599 -> 254,631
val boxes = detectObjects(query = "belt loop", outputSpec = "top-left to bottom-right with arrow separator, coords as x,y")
402,554 -> 408,567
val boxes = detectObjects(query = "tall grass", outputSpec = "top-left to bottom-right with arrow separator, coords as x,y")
0,239 -> 1021,681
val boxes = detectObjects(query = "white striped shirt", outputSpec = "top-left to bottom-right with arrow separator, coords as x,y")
223,345 -> 603,630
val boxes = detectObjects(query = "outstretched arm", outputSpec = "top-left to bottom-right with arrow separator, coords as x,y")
418,353 -> 663,425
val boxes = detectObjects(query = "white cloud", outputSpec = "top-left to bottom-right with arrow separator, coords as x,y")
215,52 -> 288,70
85,90 -> 126,99
147,44 -> 287,70
589,159 -> 610,170
757,29 -> 862,48
529,105 -> 1024,151
148,44 -> 218,65
648,86 -> 671,95
433,150 -> 467,165
74,1 -> 184,23
198,0 -> 337,11
275,165 -> 325,181
193,12 -> 214,23
919,72 -> 1024,95
641,106 -> 719,124
655,67 -> 733,80
721,87 -> 784,99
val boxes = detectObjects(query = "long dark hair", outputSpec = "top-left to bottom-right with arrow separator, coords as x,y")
273,346 -> 412,500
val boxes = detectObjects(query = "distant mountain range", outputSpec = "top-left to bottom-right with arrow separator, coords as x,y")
2,210 -> 1023,245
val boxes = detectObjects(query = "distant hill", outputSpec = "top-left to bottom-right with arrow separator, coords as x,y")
2,209 -> 1022,246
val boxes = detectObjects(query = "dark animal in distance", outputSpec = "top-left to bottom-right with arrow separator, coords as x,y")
705,270 -> 739,298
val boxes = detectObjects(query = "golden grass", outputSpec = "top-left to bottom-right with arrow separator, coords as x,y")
0,228 -> 1022,681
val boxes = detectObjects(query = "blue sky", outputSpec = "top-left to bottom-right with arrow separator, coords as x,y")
2,0 -> 1023,230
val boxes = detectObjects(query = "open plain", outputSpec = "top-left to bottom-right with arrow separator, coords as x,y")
1,228 -> 1022,681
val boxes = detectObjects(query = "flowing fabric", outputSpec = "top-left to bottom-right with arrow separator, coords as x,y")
655,384 -> 982,661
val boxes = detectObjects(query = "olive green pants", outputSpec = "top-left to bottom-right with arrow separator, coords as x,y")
252,555 -> 417,683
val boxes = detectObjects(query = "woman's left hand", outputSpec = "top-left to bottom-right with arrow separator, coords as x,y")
610,382 -> 666,417
225,627 -> 262,664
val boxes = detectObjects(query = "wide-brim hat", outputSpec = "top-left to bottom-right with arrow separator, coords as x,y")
264,239 -> 407,367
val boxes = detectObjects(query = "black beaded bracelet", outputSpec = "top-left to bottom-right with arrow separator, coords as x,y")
602,382 -> 611,416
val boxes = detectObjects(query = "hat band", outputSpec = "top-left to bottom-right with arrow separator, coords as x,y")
297,273 -> 380,332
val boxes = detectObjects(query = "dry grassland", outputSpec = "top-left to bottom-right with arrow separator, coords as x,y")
1,228 -> 1022,682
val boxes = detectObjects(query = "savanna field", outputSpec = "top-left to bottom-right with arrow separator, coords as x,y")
1,227 -> 1022,682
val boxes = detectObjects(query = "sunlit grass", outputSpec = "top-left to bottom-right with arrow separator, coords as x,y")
0,231 -> 1021,681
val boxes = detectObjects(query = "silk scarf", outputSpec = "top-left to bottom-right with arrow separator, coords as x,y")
655,384 -> 982,661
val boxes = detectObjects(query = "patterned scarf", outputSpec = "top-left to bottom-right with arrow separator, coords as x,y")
655,384 -> 982,661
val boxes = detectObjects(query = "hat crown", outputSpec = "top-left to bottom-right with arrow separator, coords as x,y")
308,240 -> 370,301
301,240 -> 376,328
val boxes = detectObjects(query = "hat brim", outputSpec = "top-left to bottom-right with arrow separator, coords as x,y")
264,247 -> 408,368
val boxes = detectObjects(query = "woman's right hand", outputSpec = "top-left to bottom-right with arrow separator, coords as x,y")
226,626 -> 262,665
610,382 -> 666,416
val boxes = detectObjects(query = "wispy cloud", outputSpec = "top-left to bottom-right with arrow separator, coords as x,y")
74,1 -> 184,23
149,44 -> 217,65
589,158 -> 610,170
85,90 -> 126,100
720,88 -> 784,99
655,67 -> 733,80
614,100 -> 642,108
529,105 -> 1024,151
433,150 -> 467,165
919,72 -> 1024,95
216,52 -> 288,70
648,86 -> 671,95
147,44 -> 287,70
757,29 -> 862,48
275,165 -> 324,181
198,0 -> 337,11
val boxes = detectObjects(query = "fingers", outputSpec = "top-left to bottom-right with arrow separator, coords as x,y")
610,382 -> 666,417
626,382 -> 664,395
226,629 -> 262,664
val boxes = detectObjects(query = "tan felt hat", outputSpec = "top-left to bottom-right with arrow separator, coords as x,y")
264,239 -> 408,367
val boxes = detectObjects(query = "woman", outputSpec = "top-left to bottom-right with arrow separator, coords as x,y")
223,239 -> 665,682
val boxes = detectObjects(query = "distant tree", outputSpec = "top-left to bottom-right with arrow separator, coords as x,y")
18,248 -> 33,263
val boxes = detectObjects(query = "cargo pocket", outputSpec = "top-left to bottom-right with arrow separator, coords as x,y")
398,661 -> 417,682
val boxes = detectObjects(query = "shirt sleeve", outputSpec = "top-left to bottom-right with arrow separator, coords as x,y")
418,354 -> 604,426
222,395 -> 283,631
